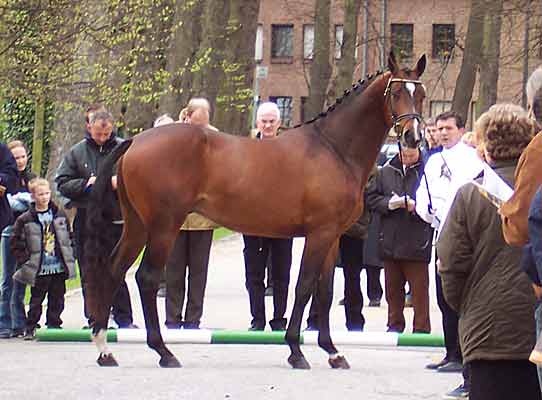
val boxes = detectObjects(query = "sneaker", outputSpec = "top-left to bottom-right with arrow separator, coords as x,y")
443,383 -> 469,399
437,361 -> 463,373
0,329 -> 11,339
11,328 -> 25,338
426,357 -> 449,370
23,329 -> 36,341
368,300 -> 381,307
248,323 -> 265,331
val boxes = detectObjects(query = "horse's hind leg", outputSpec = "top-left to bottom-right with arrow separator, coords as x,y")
136,224 -> 181,368
316,240 -> 350,369
285,235 -> 334,369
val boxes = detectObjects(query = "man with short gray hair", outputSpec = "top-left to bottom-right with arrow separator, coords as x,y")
243,102 -> 293,331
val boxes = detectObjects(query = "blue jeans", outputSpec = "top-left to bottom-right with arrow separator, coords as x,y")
0,226 -> 26,333
535,302 -> 542,391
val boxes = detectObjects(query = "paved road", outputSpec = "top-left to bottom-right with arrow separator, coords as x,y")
0,234 -> 459,399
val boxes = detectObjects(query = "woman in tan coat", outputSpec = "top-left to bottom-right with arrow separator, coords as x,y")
164,98 -> 219,329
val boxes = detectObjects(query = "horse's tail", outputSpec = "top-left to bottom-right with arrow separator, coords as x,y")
85,139 -> 133,273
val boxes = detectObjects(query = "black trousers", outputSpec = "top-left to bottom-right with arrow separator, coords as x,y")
435,261 -> 462,362
74,209 -> 134,327
307,236 -> 366,331
365,266 -> 383,302
164,230 -> 213,327
26,273 -> 66,329
469,360 -> 541,400
243,235 -> 293,330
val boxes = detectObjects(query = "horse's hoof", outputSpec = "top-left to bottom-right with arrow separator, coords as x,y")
159,355 -> 182,368
328,355 -> 350,369
287,354 -> 311,370
97,353 -> 118,367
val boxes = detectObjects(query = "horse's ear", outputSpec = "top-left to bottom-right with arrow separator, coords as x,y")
415,54 -> 427,77
388,51 -> 399,74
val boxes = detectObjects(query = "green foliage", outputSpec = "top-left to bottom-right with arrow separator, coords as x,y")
0,97 -> 53,174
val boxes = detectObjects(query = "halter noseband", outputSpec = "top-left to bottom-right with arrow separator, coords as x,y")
384,77 -> 425,138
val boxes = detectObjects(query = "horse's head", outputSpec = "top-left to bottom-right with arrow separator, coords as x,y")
384,51 -> 426,148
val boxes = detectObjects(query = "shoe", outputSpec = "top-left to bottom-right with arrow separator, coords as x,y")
165,322 -> 183,329
47,325 -> 62,329
264,286 -> 273,296
157,287 -> 166,298
405,293 -> 413,308
437,361 -> 463,373
443,383 -> 469,399
248,323 -> 265,331
118,323 -> 139,329
305,325 -> 318,331
23,329 -> 36,341
11,328 -> 25,338
338,298 -> 345,306
0,329 -> 12,339
426,357 -> 449,370
368,300 -> 381,307
183,322 -> 200,330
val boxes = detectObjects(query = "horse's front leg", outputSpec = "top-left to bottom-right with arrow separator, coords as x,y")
316,240 -> 350,369
136,245 -> 181,368
285,235 -> 333,369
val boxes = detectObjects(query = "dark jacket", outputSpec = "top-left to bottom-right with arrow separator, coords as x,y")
437,161 -> 536,363
10,201 -> 76,286
0,143 -> 19,231
366,154 -> 433,263
54,131 -> 122,209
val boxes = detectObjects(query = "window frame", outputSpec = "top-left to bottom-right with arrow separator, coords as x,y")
269,96 -> 294,128
390,23 -> 414,61
432,24 -> 455,60
271,24 -> 294,63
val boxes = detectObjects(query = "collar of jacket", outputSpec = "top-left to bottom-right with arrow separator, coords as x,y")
488,159 -> 518,187
84,129 -> 119,151
388,153 -> 422,174
27,200 -> 60,221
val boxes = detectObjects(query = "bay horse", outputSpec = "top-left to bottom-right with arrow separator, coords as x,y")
85,52 -> 426,369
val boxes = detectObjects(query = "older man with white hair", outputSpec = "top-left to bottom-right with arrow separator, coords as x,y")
243,102 -> 293,331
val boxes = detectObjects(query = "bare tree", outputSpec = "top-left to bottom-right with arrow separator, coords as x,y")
451,0 -> 486,122
305,0 -> 332,119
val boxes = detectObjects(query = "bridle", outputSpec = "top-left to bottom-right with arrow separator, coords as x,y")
383,77 -> 430,212
384,77 -> 425,140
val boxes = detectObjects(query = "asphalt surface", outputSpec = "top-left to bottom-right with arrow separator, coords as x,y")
0,234 -> 459,399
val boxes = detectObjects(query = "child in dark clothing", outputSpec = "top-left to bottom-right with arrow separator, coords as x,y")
10,178 -> 76,339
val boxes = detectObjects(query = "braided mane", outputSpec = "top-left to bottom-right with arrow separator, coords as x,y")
292,69 -> 386,129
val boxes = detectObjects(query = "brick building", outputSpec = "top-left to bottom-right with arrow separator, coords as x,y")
254,0 -> 542,128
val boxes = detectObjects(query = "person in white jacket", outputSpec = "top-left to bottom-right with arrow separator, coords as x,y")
415,111 -> 484,398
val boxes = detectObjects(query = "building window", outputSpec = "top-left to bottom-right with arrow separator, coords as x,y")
269,96 -> 293,128
335,25 -> 344,59
254,24 -> 263,62
430,100 -> 452,118
271,24 -> 294,62
390,24 -> 413,60
303,24 -> 314,60
432,24 -> 455,59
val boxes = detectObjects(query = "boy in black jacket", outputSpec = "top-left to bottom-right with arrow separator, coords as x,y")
10,178 -> 76,339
